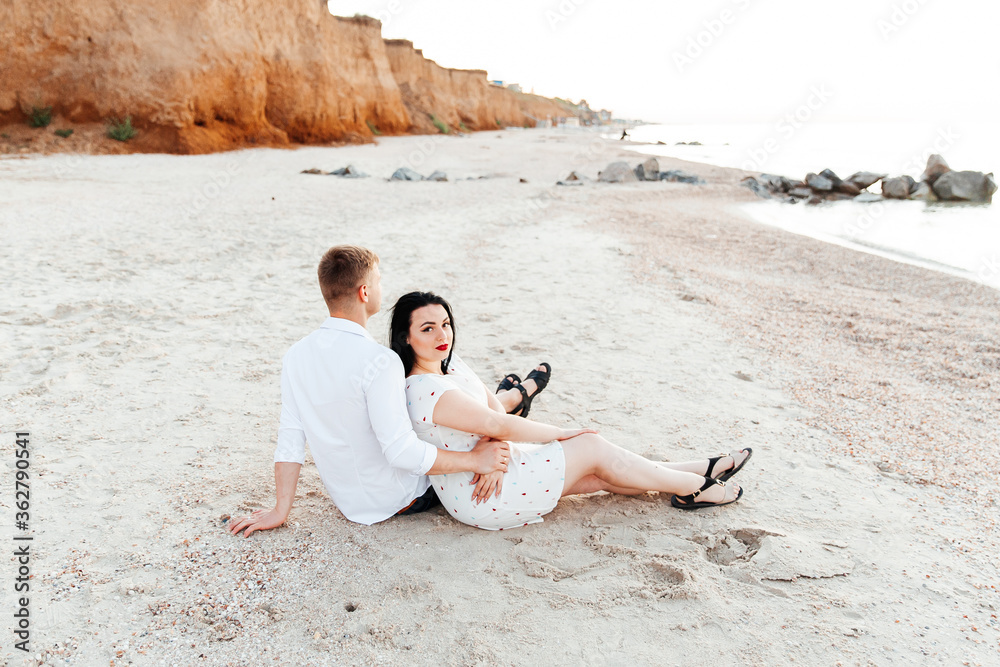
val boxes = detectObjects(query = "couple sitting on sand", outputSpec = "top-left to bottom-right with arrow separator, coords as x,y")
229,245 -> 751,537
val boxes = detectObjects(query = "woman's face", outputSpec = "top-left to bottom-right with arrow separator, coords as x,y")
408,304 -> 453,368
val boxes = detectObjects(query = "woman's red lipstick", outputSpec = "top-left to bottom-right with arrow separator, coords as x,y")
436,344 -> 449,351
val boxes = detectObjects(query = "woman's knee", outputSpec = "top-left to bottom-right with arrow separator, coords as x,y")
566,432 -> 609,452
565,433 -> 615,473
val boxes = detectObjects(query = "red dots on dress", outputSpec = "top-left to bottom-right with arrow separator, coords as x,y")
546,459 -> 550,462
422,417 -> 426,421
431,392 -> 435,396
522,493 -> 526,496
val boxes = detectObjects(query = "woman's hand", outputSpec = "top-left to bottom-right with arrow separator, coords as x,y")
556,428 -> 598,441
471,470 -> 504,504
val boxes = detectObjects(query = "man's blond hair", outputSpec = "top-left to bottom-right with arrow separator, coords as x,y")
317,245 -> 379,307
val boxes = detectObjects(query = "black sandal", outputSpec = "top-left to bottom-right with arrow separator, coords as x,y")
671,476 -> 743,510
510,363 -> 551,418
705,448 -> 753,482
496,373 -> 521,393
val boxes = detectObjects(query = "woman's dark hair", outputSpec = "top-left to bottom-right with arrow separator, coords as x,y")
389,291 -> 456,376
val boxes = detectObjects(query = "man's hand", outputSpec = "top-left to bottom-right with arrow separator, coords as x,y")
471,470 -> 504,504
470,436 -> 510,474
228,507 -> 288,538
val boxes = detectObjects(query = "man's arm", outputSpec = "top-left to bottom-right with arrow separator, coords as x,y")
230,355 -> 307,538
366,352 -> 509,476
427,436 -> 510,475
229,462 -> 300,538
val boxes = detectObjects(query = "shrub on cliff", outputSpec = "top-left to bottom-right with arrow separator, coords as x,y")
107,116 -> 138,142
431,115 -> 449,134
366,120 -> 381,136
29,106 -> 52,128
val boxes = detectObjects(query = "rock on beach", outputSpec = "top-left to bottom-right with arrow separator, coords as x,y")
931,170 -> 997,202
598,161 -> 639,183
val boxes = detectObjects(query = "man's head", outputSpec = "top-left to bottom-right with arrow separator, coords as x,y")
318,245 -> 382,318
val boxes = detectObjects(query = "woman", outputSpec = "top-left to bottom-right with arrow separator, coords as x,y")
390,292 -> 751,531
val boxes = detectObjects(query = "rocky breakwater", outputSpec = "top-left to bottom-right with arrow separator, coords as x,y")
742,155 -> 996,205
556,158 -> 705,186
0,2 -> 576,154
382,39 -> 572,133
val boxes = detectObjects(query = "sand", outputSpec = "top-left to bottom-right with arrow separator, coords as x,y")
1,128 -> 998,666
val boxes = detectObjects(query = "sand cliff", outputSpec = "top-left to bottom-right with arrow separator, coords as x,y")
383,39 -> 569,134
0,1 -> 574,154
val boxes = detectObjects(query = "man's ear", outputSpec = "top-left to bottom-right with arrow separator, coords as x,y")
359,284 -> 369,303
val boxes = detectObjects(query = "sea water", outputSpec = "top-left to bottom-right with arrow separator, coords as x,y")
618,122 -> 1000,290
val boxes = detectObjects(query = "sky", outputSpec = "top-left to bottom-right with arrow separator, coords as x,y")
329,0 -> 999,124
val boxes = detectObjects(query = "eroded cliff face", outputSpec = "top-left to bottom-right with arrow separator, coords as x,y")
1,2 -> 410,153
0,2 -> 574,154
383,39 -> 570,133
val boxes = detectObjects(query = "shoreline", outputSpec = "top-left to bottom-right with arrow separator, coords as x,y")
2,129 -> 998,665
613,134 -> 1000,293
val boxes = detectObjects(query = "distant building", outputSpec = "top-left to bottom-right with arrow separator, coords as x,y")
507,83 -> 522,93
561,117 -> 580,128
489,80 -> 504,87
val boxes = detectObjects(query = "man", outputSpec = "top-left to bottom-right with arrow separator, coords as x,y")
229,245 -> 510,537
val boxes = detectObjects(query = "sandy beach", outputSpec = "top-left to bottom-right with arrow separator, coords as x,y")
2,128 -> 998,665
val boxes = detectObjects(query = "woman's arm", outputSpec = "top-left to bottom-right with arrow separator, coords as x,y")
484,385 -> 506,414
432,387 -> 592,443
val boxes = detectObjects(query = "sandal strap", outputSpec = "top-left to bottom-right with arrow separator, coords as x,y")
705,453 -> 729,479
524,362 -> 551,394
676,476 -> 722,503
511,383 -> 531,417
496,373 -> 521,393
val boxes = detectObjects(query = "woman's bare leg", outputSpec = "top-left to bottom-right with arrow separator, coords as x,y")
496,387 -> 522,413
659,452 -> 747,476
562,474 -> 647,497
560,434 -> 739,503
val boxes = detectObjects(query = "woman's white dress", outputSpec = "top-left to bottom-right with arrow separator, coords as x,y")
404,355 -> 566,530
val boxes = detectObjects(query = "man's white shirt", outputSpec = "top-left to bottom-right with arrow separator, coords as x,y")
273,317 -> 436,525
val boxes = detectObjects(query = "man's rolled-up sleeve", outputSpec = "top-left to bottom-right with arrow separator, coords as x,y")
273,355 -> 307,465
365,352 -> 438,475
